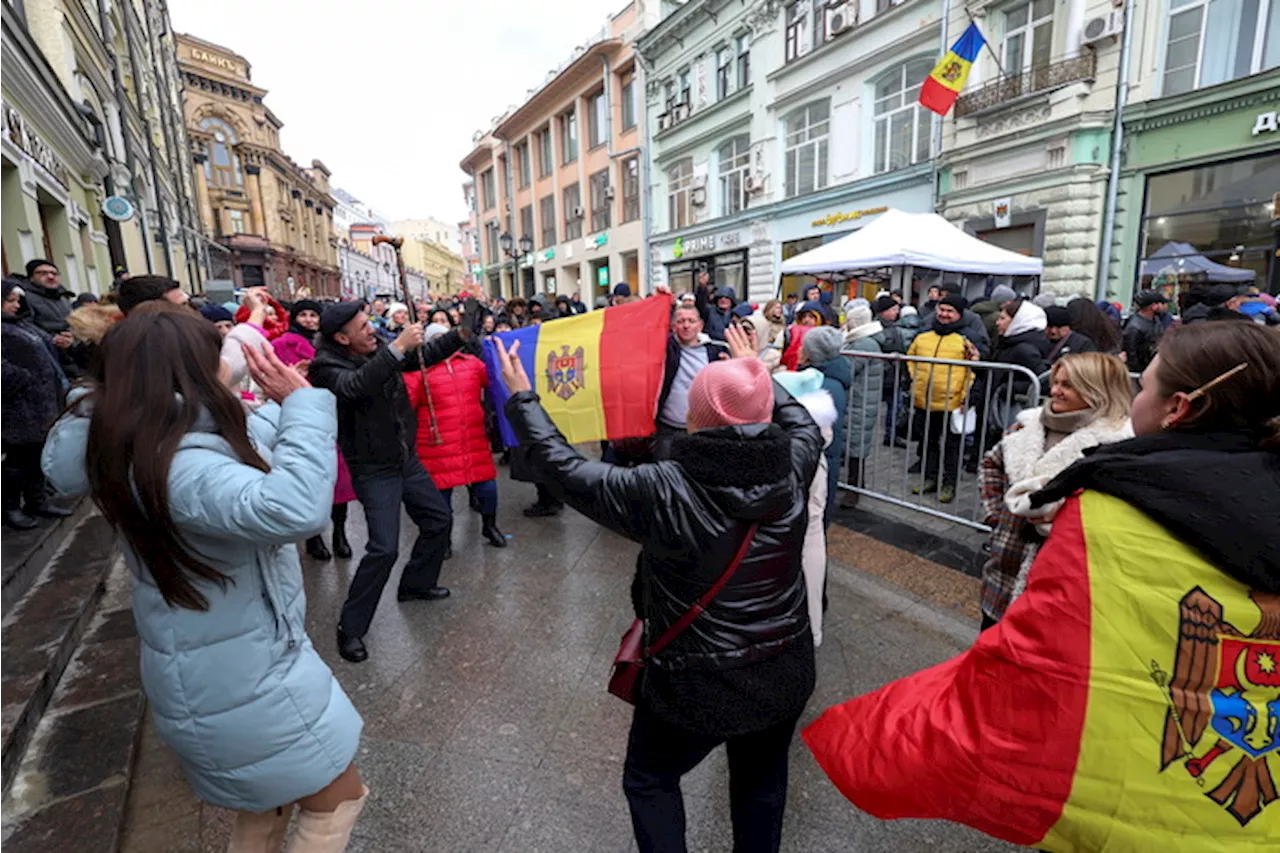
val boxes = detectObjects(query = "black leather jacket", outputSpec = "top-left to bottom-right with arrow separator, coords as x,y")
506,382 -> 823,735
310,329 -> 465,475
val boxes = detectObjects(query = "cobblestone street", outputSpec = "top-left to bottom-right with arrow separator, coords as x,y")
116,471 -> 1023,853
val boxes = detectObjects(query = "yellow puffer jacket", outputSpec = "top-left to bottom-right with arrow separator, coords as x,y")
907,330 -> 972,411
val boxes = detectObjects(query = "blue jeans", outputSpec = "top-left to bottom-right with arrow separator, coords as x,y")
340,456 -> 452,637
441,479 -> 498,515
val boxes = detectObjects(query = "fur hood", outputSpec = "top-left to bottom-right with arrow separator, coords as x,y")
1002,406 -> 1132,524
66,302 -> 123,344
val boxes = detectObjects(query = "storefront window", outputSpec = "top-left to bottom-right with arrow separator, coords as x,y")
1137,151 -> 1279,297
665,249 -> 748,301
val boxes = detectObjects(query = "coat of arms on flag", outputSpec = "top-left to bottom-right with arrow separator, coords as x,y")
1155,588 -> 1280,826
546,345 -> 586,400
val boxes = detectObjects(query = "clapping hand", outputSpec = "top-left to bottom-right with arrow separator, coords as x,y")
243,342 -> 310,404
724,324 -> 756,360
495,338 -> 533,394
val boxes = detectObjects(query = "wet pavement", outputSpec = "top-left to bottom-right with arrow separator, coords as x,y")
119,467 -> 1025,853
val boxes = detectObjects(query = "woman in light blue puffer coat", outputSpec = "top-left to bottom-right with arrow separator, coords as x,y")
42,304 -> 366,853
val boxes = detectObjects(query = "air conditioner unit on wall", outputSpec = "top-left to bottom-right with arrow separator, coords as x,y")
744,173 -> 765,193
658,114 -> 672,131
1080,11 -> 1122,48
673,103 -> 691,122
572,206 -> 585,219
604,185 -> 615,200
691,186 -> 707,207
825,3 -> 855,39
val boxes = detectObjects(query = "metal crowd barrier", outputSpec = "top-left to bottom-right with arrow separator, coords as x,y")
836,350 -> 1041,533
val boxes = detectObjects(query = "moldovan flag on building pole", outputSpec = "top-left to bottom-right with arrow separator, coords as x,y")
802,491 -> 1280,851
919,23 -> 985,115
482,293 -> 673,447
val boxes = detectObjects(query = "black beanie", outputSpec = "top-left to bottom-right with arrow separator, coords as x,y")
292,299 -> 324,319
118,275 -> 181,314
1044,306 -> 1071,327
939,293 -> 968,312
873,296 -> 897,315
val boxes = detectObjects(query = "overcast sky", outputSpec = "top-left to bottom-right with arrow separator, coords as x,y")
170,0 -> 625,225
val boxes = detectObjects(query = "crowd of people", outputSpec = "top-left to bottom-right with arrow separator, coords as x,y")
4,251 -> 1277,852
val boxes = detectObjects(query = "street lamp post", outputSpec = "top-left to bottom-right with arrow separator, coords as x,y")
500,232 -> 534,298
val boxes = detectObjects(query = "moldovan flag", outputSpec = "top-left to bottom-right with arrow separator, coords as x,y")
482,293 -> 672,447
803,491 -> 1279,851
919,23 -> 985,115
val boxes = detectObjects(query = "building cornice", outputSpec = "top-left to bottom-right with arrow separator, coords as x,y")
493,39 -> 623,139
1123,74 -> 1280,133
637,0 -> 767,63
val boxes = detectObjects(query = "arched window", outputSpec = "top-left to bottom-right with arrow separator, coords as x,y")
198,117 -> 243,188
717,135 -> 751,215
667,158 -> 694,229
872,58 -> 934,174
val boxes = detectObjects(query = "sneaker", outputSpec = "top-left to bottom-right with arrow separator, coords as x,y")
938,484 -> 956,504
912,479 -> 937,495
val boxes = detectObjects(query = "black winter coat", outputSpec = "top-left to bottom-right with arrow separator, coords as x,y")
309,330 -> 466,475
1047,330 -> 1098,363
2,314 -> 66,444
507,383 -> 822,737
696,285 -> 737,341
22,282 -> 74,335
992,329 -> 1051,397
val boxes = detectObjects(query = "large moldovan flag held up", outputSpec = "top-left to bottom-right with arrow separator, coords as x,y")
919,23 -> 986,116
482,293 -> 672,447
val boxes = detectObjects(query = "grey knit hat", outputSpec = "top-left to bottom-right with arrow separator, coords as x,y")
802,325 -> 844,365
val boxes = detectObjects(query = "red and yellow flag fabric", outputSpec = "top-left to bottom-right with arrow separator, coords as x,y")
482,293 -> 672,446
803,491 -> 1280,851
919,23 -> 986,116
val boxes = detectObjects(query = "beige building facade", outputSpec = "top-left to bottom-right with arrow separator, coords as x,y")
178,34 -> 339,297
2,0 -> 202,292
460,1 -> 658,302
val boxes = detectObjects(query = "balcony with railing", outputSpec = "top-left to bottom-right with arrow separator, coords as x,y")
954,52 -> 1096,118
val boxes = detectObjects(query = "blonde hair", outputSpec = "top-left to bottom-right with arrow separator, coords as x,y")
1051,353 -> 1132,422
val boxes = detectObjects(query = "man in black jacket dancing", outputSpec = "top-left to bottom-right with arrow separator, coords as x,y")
310,300 -> 471,663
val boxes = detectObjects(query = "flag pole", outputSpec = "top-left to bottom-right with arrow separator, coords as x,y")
965,11 -> 1006,77
930,0 -> 951,213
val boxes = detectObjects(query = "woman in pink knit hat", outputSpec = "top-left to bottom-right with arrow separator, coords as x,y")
495,325 -> 823,853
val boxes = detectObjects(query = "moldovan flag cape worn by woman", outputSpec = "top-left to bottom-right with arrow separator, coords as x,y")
482,293 -> 672,446
803,489 -> 1279,851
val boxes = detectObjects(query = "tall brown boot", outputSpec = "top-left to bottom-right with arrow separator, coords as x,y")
226,805 -> 292,852
283,786 -> 368,853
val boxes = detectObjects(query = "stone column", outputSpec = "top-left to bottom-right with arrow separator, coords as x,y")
244,165 -> 266,237
191,154 -> 214,236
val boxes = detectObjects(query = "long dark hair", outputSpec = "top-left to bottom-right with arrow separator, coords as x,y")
84,303 -> 269,610
1066,298 -> 1121,353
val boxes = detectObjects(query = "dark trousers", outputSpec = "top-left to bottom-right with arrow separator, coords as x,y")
2,440 -> 47,510
914,408 -> 962,487
622,703 -> 799,853
440,479 -> 498,515
340,456 -> 452,637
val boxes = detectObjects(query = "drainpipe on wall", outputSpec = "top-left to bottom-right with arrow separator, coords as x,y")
120,1 -> 174,279
1096,0 -> 1136,301
634,49 -> 655,295
97,0 -> 140,274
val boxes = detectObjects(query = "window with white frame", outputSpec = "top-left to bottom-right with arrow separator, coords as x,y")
668,158 -> 694,229
873,58 -> 934,174
736,33 -> 750,89
588,91 -> 607,148
677,67 -> 692,106
718,136 -> 751,216
716,46 -> 733,100
621,78 -> 637,129
784,101 -> 829,197
1163,0 -> 1280,96
1003,0 -> 1054,75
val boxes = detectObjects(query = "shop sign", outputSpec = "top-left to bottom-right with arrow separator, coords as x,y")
540,248 -> 555,262
809,206 -> 888,228
190,48 -> 244,77
593,233 -> 608,248
1,102 -> 69,189
103,196 -> 135,222
596,266 -> 609,287
1251,110 -> 1279,136
673,235 -> 714,258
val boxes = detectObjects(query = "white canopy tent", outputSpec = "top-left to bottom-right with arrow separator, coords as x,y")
779,208 -> 1044,279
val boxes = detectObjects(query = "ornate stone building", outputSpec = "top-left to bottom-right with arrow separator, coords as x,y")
176,34 -> 339,296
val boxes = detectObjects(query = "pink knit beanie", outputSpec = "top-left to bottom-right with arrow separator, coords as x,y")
686,357 -> 773,433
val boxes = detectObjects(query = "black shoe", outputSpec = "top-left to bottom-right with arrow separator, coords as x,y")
397,586 -> 451,602
337,629 -> 367,663
332,526 -> 352,560
481,515 -> 507,548
498,450 -> 510,466
26,502 -> 72,519
522,500 -> 562,518
305,535 -> 332,561
4,509 -> 38,530
907,460 -> 922,474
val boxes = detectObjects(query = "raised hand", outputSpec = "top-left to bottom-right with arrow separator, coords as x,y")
724,324 -> 756,360
495,338 -> 532,393
243,342 -> 310,404
393,323 -> 425,354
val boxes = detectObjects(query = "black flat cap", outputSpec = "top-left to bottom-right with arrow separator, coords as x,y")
321,300 -> 365,338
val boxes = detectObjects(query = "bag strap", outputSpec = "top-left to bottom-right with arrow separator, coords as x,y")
646,522 -> 759,658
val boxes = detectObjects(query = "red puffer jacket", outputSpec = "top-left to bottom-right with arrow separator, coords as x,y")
403,353 -> 497,490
